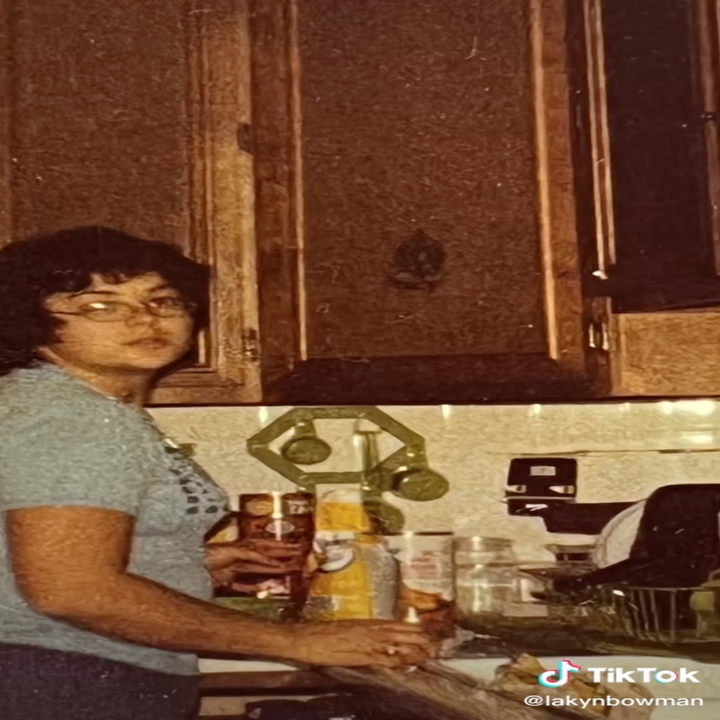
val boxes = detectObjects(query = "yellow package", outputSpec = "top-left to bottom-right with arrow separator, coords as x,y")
305,487 -> 374,620
314,486 -> 371,533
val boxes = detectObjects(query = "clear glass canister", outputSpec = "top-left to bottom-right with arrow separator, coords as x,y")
454,536 -> 522,617
386,531 -> 456,639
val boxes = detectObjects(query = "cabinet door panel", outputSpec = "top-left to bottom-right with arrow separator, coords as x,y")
300,0 -> 545,360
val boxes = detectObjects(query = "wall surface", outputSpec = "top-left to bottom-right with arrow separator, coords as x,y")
151,398 -> 720,563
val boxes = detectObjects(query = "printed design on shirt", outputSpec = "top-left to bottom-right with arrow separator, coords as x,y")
161,440 -> 230,519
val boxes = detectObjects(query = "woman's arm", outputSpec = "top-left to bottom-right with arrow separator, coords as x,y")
7,506 -> 433,667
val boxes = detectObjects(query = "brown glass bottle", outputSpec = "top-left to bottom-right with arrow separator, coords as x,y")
233,492 -> 315,605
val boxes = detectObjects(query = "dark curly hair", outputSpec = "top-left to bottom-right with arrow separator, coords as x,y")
0,226 -> 211,376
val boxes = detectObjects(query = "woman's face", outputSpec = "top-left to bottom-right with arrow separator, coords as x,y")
40,273 -> 196,373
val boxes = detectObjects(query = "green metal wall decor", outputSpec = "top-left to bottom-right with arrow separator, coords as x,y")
279,420 -> 333,465
246,407 -> 449,532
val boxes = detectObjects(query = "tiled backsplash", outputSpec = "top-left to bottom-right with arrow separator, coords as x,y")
150,399 -> 720,564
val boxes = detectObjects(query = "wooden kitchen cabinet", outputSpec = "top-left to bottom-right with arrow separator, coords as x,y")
3,0 -> 595,407
0,0 -> 262,404
252,0 -> 720,402
4,0 -> 716,403
250,0 -> 611,404
3,0 -> 610,406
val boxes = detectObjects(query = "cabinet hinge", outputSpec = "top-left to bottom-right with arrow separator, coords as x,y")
587,296 -> 612,352
588,320 -> 610,351
241,328 -> 261,363
236,123 -> 254,154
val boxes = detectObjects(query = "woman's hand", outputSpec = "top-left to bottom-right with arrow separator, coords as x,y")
288,620 -> 438,668
205,539 -> 307,593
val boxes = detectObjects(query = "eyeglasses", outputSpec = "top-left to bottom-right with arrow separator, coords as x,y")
51,297 -> 197,323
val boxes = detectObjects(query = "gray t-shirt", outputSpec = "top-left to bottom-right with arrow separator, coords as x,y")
0,363 -> 230,675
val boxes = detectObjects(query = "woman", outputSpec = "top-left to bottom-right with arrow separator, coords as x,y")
0,227 -> 434,720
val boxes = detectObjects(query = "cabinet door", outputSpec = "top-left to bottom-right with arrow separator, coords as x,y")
607,0 -> 720,397
0,0 -> 260,404
252,0 -> 605,403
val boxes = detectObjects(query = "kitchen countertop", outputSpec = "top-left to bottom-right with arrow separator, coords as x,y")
198,656 -> 720,720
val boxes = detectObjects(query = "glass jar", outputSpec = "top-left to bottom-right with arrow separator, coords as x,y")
454,536 -> 522,616
387,531 -> 456,639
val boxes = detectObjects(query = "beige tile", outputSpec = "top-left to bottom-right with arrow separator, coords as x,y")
150,400 -> 720,560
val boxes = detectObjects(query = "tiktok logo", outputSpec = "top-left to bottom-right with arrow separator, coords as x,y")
538,660 -> 582,687
537,662 -> 699,687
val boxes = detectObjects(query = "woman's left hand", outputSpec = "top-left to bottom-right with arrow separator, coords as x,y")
204,540 -> 307,593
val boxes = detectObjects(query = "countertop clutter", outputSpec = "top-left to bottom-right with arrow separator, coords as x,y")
212,488 -> 460,635
198,480 -> 720,718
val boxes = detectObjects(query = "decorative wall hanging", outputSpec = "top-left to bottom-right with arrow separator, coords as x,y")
247,407 -> 449,532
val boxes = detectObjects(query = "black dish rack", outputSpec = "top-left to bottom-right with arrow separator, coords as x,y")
586,584 -> 720,645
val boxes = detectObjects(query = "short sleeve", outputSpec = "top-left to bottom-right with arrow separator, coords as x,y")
0,394 -> 156,516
